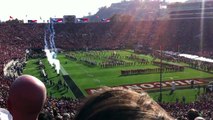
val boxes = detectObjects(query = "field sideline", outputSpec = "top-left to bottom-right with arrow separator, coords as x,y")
24,50 -> 213,103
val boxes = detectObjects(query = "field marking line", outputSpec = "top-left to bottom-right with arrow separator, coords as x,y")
60,65 -> 69,75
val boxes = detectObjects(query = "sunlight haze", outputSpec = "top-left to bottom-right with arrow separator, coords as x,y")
0,0 -> 187,21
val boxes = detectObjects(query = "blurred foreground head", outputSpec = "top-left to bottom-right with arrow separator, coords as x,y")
187,109 -> 200,120
7,75 -> 47,120
75,88 -> 174,120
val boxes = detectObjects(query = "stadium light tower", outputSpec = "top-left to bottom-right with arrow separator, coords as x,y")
159,44 -> 163,102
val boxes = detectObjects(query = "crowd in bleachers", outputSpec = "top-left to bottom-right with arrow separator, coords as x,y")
0,24 -> 44,70
0,20 -> 213,119
1,19 -> 213,57
160,93 -> 213,120
39,97 -> 82,120
0,77 -> 12,109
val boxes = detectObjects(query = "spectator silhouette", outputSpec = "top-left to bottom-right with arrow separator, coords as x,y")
75,88 -> 174,120
187,109 -> 200,120
7,75 -> 47,120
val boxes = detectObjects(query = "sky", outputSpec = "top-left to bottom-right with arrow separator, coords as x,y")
0,0 -> 187,22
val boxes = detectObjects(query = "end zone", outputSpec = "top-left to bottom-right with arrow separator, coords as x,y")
86,78 -> 209,95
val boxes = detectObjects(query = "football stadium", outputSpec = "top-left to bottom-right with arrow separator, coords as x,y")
1,0 -> 213,120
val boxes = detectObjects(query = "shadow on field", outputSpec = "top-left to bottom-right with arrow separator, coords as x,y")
63,75 -> 85,98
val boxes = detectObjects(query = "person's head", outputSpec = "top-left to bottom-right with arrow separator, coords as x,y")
7,75 -> 47,120
187,109 -> 200,120
75,88 -> 174,120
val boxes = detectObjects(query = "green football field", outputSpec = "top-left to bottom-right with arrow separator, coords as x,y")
23,50 -> 213,103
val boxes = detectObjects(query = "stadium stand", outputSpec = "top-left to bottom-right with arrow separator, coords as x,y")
168,1 -> 213,19
0,19 -> 213,119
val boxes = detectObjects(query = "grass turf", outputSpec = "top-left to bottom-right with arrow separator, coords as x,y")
23,58 -> 76,99
59,50 -> 213,95
24,50 -> 213,102
149,88 -> 204,103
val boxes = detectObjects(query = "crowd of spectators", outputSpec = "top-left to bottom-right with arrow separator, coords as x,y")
1,19 -> 213,60
0,20 -> 213,119
160,93 -> 213,119
40,97 -> 82,120
0,23 -> 44,79
0,77 -> 12,109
